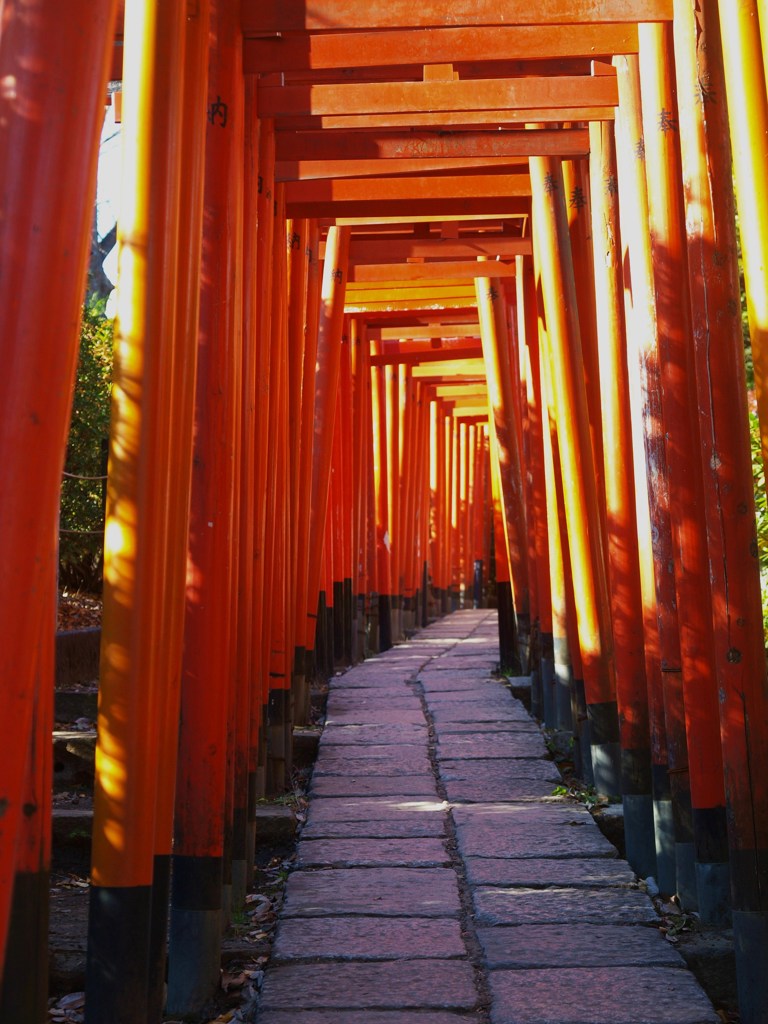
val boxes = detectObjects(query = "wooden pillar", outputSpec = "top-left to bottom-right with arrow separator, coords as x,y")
589,118 -> 656,880
304,227 -> 351,653
640,20 -> 726,911
718,1 -> 768,473
165,0 -> 243,1013
679,0 -> 768,999
530,155 -> 620,796
372,346 -> 393,648
517,256 -> 553,721
475,271 -> 529,656
0,577 -> 54,1022
0,0 -> 117,977
86,2 -> 192,1021
614,51 -> 677,897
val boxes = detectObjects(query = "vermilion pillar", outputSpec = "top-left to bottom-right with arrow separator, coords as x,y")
530,155 -> 620,796
86,3 -> 192,1021
304,227 -> 351,652
0,0 -> 117,974
589,118 -> 656,880
166,0 -> 244,1013
640,20 -> 726,911
678,0 -> 768,1004
614,51 -> 677,897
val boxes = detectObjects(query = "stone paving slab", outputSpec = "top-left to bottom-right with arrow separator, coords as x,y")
488,966 -> 718,1024
301,817 -> 446,839
436,731 -> 549,760
444,777 -> 558,802
325,709 -> 426,725
320,723 -> 427,746
312,757 -> 433,779
464,856 -> 635,888
297,837 -> 450,868
311,774 -> 438,798
423,689 -> 516,705
477,924 -> 683,969
452,807 -> 617,860
326,695 -> 422,714
306,797 -> 447,823
433,721 -> 541,737
439,758 -> 561,784
472,886 -> 658,926
273,915 -> 466,960
419,669 -> 499,683
259,1013 -> 480,1024
430,703 -> 534,724
259,961 -> 479,1011
283,867 -> 460,918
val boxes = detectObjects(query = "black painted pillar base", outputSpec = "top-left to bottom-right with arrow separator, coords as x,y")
571,676 -> 593,786
733,908 -> 768,1024
147,853 -> 172,1022
652,761 -> 677,896
421,562 -> 429,626
540,631 -> 555,729
692,805 -> 731,924
0,868 -> 49,1023
553,634 -> 573,732
440,587 -> 449,616
369,593 -> 380,653
621,747 -> 657,880
266,689 -> 291,795
246,769 -> 258,883
333,580 -> 345,665
314,592 -> 328,680
343,577 -> 354,664
293,645 -> 309,726
166,856 -> 222,1018
496,581 -> 521,674
587,700 -> 622,798
355,594 -> 367,660
473,559 -> 484,608
86,884 -> 152,1024
379,593 -> 393,652
325,602 -> 335,678
671,773 -> 698,911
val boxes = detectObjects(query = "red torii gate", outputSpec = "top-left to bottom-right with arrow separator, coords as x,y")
1,2 -> 768,1023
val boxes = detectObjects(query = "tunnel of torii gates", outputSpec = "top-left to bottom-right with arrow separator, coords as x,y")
3,0 -> 768,1022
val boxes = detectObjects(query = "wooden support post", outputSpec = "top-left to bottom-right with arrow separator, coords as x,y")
0,579 -> 54,1022
0,0 -> 116,976
351,319 -> 371,660
489,428 -> 516,671
679,0 -> 768,994
589,118 -> 656,880
517,255 -> 553,722
475,269 -> 529,665
372,345 -> 393,648
165,0 -> 243,1012
241,82 -> 261,875
287,218 -> 309,719
266,189 -> 292,795
718,1 -> 768,475
530,155 -> 620,797
385,345 -> 403,638
331,381 -> 347,664
614,51 -> 677,897
304,226 -> 352,655
86,2 -> 194,1020
538,329 -> 575,739
640,21 -> 727,911
250,118 -> 276,805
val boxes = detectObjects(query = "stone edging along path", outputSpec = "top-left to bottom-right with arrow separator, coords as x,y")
255,610 -> 719,1024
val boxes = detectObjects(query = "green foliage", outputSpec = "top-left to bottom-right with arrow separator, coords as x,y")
59,303 -> 113,593
749,411 -> 768,645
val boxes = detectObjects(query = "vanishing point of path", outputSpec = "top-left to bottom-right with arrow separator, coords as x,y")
256,609 -> 718,1024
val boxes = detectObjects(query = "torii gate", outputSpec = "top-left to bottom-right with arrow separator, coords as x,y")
1,2 -> 767,1023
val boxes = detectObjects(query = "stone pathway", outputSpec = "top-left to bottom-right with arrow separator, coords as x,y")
256,610 -> 718,1024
